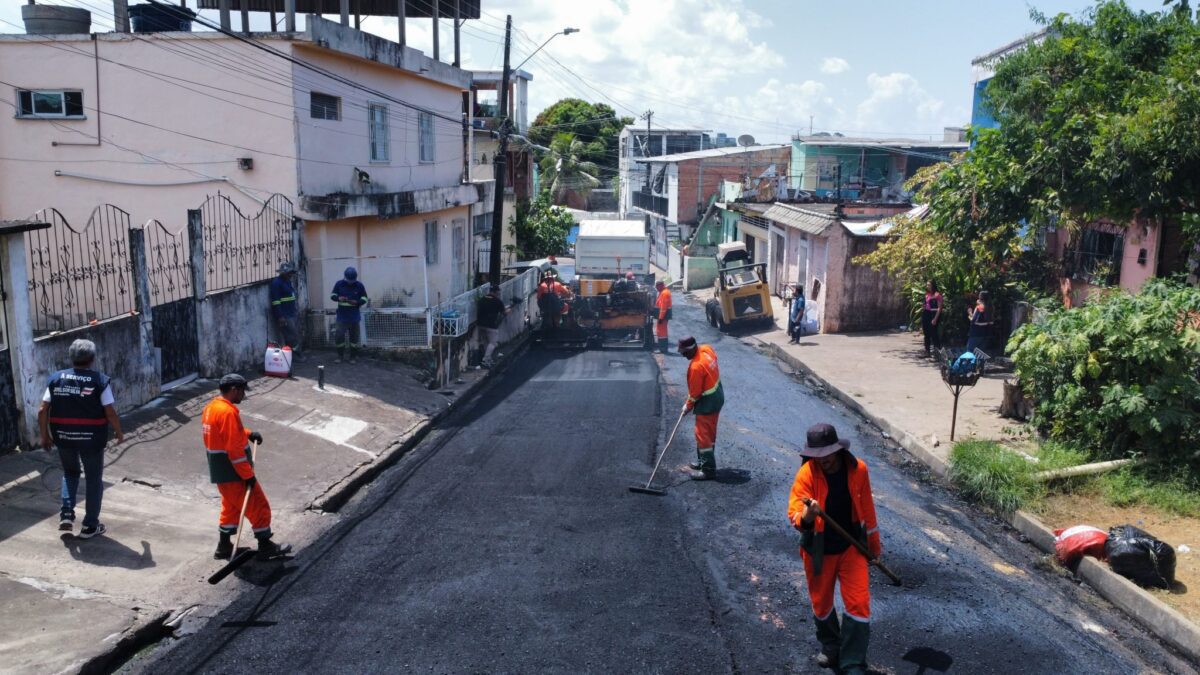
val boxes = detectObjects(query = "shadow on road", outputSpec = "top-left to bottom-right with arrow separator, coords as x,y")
61,533 -> 155,570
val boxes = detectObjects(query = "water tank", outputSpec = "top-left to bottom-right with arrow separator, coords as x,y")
128,4 -> 196,32
21,4 -> 92,35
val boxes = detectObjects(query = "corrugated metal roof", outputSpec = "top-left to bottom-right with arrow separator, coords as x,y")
638,145 -> 787,164
793,137 -> 967,150
197,0 -> 481,17
763,203 -> 837,236
841,204 -> 929,237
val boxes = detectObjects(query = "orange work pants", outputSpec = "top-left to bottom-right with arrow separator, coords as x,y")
801,547 -> 871,622
655,319 -> 669,339
217,480 -> 273,538
694,412 -> 719,449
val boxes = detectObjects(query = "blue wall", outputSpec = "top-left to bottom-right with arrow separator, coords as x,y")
971,78 -> 1000,130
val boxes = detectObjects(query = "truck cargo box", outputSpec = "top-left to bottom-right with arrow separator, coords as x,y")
575,220 -> 649,276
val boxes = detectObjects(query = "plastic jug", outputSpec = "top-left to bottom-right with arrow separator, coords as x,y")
264,343 -> 292,378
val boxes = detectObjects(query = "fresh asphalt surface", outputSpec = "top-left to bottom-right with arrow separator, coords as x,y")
137,298 -> 1193,674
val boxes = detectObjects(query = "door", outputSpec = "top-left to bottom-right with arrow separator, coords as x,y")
153,298 -> 200,385
452,220 -> 467,296
771,231 -> 785,293
0,252 -> 19,452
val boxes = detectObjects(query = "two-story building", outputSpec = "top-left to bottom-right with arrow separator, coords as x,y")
789,135 -> 966,202
618,125 -> 713,217
468,68 -> 534,283
0,12 -> 480,314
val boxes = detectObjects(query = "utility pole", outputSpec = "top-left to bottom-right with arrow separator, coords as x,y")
488,14 -> 513,287
640,109 -> 653,192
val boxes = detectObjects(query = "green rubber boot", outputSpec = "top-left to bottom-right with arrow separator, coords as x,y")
839,616 -> 870,675
814,612 -> 841,667
689,446 -> 716,480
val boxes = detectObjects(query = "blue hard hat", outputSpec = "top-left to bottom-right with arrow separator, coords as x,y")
344,266 -> 358,281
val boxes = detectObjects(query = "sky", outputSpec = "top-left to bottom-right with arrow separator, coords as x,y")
0,0 -> 1171,143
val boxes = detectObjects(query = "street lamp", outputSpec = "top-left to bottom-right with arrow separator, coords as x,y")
513,28 -> 580,72
489,23 -> 581,286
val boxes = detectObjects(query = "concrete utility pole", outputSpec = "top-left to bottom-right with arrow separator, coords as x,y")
488,14 -> 513,287
640,110 -> 653,192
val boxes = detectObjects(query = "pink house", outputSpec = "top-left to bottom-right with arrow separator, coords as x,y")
0,15 -> 481,312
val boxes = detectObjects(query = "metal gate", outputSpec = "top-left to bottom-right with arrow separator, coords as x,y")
145,220 -> 199,384
0,251 -> 19,452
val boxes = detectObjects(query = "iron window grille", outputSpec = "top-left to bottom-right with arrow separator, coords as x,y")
16,89 -> 84,119
310,92 -> 340,121
419,111 -> 435,163
368,103 -> 389,162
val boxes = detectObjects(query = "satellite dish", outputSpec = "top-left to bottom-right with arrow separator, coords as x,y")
737,134 -> 756,147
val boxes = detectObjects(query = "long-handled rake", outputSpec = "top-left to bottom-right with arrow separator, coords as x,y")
629,408 -> 688,496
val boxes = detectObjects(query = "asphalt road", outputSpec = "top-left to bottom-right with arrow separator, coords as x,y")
137,296 -> 1193,674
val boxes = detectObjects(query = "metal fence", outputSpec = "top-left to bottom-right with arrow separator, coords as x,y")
200,192 -> 294,293
432,267 -> 540,338
25,205 -> 134,335
143,219 -> 193,305
306,307 -> 431,349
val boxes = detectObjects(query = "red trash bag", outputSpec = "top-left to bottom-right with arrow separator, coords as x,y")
1054,525 -> 1109,567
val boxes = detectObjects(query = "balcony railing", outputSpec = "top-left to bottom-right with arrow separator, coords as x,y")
632,190 -> 668,216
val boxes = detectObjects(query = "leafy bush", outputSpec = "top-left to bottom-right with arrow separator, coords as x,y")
1008,281 -> 1200,462
949,441 -> 1042,514
508,192 -> 573,259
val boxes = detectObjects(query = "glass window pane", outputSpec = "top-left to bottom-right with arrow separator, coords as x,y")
64,91 -> 84,117
32,91 -> 64,115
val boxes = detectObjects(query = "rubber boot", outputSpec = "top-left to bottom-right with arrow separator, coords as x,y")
814,612 -> 841,668
214,531 -> 234,560
838,617 -> 870,675
658,338 -> 669,354
256,535 -> 293,561
689,447 -> 716,480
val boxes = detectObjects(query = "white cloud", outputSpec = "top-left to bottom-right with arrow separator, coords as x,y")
820,57 -> 850,75
854,72 -> 947,134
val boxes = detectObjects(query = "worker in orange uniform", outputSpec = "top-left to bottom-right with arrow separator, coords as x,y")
678,336 -> 722,480
653,280 -> 673,354
536,271 -> 572,332
202,374 -> 291,561
787,423 -> 881,675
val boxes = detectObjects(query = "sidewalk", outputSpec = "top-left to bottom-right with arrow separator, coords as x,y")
736,291 -> 1012,470
0,352 -> 495,674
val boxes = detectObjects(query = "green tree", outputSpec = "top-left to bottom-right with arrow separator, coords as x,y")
539,133 -> 602,205
509,191 -> 574,259
528,99 -> 632,176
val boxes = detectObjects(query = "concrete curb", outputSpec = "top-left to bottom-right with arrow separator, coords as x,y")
76,609 -> 171,675
1010,510 -> 1200,663
308,332 -> 533,513
753,335 -> 1200,666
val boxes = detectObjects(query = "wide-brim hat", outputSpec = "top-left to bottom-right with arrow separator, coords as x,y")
801,423 -> 849,458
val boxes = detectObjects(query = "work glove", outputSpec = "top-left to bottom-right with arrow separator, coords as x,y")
244,476 -> 258,490
248,432 -> 264,445
681,403 -> 692,415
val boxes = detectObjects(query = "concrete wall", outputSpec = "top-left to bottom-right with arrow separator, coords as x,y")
0,33 -> 296,227
831,235 -> 908,332
684,256 -> 718,291
303,205 -> 472,310
196,283 -> 270,379
293,40 -> 465,202
0,348 -> 18,454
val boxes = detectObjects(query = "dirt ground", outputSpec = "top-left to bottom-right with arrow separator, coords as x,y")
1038,492 -> 1200,623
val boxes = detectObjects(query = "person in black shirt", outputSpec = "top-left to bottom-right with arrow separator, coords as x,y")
966,290 -> 994,353
476,285 -> 508,368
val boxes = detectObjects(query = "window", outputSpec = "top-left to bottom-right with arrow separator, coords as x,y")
425,220 -> 439,265
368,103 -> 389,162
16,90 -> 84,119
419,111 -> 435,163
1069,227 -> 1125,285
310,92 -> 340,121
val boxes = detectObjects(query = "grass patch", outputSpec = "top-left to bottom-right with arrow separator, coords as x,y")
1095,465 -> 1200,518
1034,441 -> 1089,471
948,440 -> 1042,514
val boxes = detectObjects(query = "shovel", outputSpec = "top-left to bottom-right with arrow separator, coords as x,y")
629,408 -> 688,496
803,497 -> 902,586
208,441 -> 260,585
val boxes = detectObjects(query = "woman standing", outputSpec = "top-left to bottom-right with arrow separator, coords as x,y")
966,290 -> 994,353
921,280 -> 942,356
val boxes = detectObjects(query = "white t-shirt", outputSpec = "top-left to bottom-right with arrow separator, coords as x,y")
43,385 -> 114,407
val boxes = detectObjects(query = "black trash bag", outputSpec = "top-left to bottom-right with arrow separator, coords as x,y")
1104,525 -> 1176,589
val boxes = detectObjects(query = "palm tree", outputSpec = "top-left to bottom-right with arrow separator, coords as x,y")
539,133 -> 601,207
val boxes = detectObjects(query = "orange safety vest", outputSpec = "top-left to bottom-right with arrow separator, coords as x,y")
202,397 -> 254,483
685,344 -> 723,415
787,453 -> 882,573
655,287 -> 673,321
